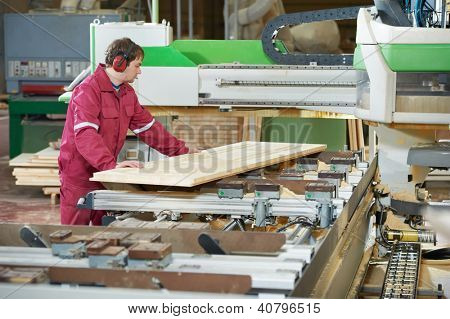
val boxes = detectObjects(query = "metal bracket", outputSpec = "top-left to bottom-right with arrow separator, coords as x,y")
253,188 -> 280,227
76,192 -> 95,210
51,242 -> 86,259
88,251 -> 128,268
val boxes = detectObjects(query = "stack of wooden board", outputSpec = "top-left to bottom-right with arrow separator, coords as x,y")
172,116 -> 242,150
91,141 -> 326,187
9,147 -> 60,186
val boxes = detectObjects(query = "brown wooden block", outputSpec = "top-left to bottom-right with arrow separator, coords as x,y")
140,221 -> 178,229
174,222 -> 210,230
279,169 -> 304,180
88,231 -> 131,246
128,242 -> 172,260
49,230 -> 72,242
120,233 -> 162,247
109,218 -> 146,228
98,246 -> 126,256
0,267 -> 47,284
86,239 -> 111,255
49,230 -> 86,244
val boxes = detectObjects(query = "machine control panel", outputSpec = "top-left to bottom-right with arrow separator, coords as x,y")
8,60 -> 90,79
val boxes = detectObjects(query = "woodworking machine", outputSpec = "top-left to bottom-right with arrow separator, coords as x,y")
80,1 -> 450,200
78,151 -> 368,229
6,0 -> 446,298
0,155 -> 378,298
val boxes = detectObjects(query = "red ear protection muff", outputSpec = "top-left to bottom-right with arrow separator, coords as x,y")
112,53 -> 128,73
112,44 -> 133,73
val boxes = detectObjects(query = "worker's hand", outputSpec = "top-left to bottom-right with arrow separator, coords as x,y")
186,143 -> 204,154
188,146 -> 201,154
116,160 -> 143,168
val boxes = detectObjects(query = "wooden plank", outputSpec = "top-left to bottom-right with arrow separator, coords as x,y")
241,117 -> 250,141
42,187 -> 60,195
347,120 -> 355,151
16,180 -> 60,186
29,159 -> 58,165
42,187 -> 61,205
13,168 -> 59,177
91,142 -> 326,187
16,176 -> 59,181
48,266 -> 252,294
9,154 -> 58,168
33,147 -> 59,160
255,116 -> 263,142
363,120 -> 449,131
351,120 -> 358,151
356,119 -> 364,149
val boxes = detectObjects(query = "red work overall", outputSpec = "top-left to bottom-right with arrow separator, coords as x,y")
58,65 -> 188,225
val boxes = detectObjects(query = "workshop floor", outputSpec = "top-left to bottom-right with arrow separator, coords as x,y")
0,156 -> 60,224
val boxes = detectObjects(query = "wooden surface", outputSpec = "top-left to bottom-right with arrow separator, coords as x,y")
347,119 -> 365,151
9,153 -> 58,168
396,95 -> 450,114
33,147 -> 59,160
91,141 -> 326,187
0,223 -> 286,253
363,121 -> 450,131
172,116 -> 242,149
146,105 -> 355,119
9,147 -> 59,168
9,148 -> 59,187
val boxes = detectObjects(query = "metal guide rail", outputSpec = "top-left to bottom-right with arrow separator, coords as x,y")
78,191 -> 323,219
0,242 -> 312,294
381,242 -> 421,299
198,64 -> 358,107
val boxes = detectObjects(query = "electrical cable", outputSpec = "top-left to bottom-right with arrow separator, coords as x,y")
276,216 -> 315,233
422,247 -> 450,260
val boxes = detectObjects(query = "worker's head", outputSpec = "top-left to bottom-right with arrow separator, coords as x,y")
105,37 -> 144,83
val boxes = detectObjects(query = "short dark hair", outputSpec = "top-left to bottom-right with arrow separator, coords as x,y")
105,37 -> 144,67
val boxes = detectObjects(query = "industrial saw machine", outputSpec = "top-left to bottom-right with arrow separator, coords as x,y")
0,150 -> 377,298
2,0 -> 448,298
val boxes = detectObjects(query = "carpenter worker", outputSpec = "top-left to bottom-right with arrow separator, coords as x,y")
58,37 -> 191,225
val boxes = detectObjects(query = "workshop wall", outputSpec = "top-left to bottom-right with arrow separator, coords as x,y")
262,118 -> 347,151
171,116 -> 242,150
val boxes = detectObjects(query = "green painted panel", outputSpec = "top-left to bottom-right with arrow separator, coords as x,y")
142,46 -> 196,67
22,122 -> 64,154
380,44 -> 450,71
353,44 -> 366,70
261,118 -> 347,152
354,43 -> 450,71
142,40 -> 286,67
9,97 -> 68,158
172,40 -> 281,65
9,97 -> 68,115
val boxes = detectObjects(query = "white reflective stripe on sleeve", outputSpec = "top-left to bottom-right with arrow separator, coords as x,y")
74,122 -> 99,131
132,118 -> 156,134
